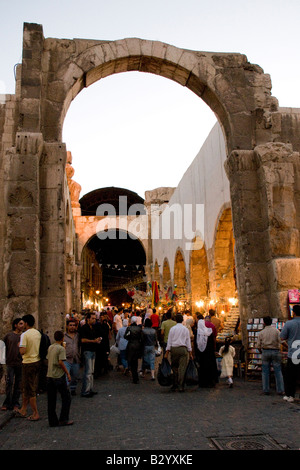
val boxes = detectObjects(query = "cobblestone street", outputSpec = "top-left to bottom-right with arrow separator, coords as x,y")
0,359 -> 299,452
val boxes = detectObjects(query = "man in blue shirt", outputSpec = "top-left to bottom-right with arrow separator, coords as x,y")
280,304 -> 300,402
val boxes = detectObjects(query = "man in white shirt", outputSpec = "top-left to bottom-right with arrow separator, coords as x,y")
130,312 -> 142,325
165,314 -> 192,392
113,311 -> 123,339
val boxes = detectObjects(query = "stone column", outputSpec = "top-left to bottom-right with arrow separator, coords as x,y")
255,142 -> 300,317
2,132 -> 43,331
225,143 -> 300,340
225,148 -> 268,330
39,142 -> 68,336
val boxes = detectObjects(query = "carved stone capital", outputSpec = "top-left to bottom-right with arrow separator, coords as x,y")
15,132 -> 43,157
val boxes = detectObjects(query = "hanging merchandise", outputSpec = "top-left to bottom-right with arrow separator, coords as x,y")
288,289 -> 300,317
171,289 -> 178,301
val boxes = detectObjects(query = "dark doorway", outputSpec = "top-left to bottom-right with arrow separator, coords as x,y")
87,229 -> 146,306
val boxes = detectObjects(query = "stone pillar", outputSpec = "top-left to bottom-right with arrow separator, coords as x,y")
225,143 -> 300,340
19,23 -> 44,133
39,142 -> 68,336
255,142 -> 300,317
225,148 -> 266,331
0,95 -> 19,336
2,132 -> 43,332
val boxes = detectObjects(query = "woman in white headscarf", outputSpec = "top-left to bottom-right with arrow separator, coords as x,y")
116,319 -> 129,374
196,319 -> 212,352
195,314 -> 218,388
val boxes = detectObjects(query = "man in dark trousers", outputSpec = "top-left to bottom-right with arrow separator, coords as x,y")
1,318 -> 24,411
79,312 -> 102,397
165,314 -> 192,392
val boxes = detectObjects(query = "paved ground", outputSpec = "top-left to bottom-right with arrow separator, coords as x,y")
0,356 -> 299,453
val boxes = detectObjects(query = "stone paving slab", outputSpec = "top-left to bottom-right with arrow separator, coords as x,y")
0,362 -> 299,452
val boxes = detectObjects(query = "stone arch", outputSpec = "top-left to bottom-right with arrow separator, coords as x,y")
81,227 -> 147,265
211,205 -> 236,303
189,236 -> 210,311
36,34 -> 277,153
174,248 -> 187,299
75,215 -> 148,262
82,228 -> 147,306
5,23 -> 300,340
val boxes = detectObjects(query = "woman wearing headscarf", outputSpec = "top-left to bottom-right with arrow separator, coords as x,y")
124,318 -> 144,384
116,319 -> 129,374
140,318 -> 158,381
195,314 -> 218,388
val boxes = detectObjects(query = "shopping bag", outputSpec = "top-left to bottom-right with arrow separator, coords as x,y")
216,356 -> 222,376
157,357 -> 173,386
184,359 -> 198,386
0,340 -> 5,364
110,343 -> 120,358
155,342 -> 162,356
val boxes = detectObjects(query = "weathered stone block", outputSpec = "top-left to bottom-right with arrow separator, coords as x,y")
40,220 -> 65,253
8,251 -> 39,297
40,187 -> 64,221
6,182 -> 38,214
38,298 -> 65,337
39,252 -> 65,297
41,142 -> 67,165
39,164 -> 65,189
270,258 -> 300,289
4,153 -> 38,182
15,132 -> 43,156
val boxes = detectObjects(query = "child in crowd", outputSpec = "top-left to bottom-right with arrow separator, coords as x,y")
219,337 -> 235,388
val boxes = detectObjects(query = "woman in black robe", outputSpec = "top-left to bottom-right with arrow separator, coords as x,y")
124,320 -> 144,384
195,315 -> 218,388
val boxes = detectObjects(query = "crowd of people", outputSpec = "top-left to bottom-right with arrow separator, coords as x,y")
0,304 -> 299,428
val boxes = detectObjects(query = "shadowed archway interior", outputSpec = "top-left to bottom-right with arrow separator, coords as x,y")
86,229 -> 146,305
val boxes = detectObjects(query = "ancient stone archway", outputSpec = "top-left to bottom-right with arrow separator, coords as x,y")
2,22 -> 300,337
211,207 -> 236,303
83,228 -> 147,307
40,35 -> 278,153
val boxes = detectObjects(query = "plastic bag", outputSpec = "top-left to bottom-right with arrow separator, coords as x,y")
184,359 -> 198,386
155,343 -> 162,356
0,340 -> 6,364
157,357 -> 173,386
110,344 -> 120,358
